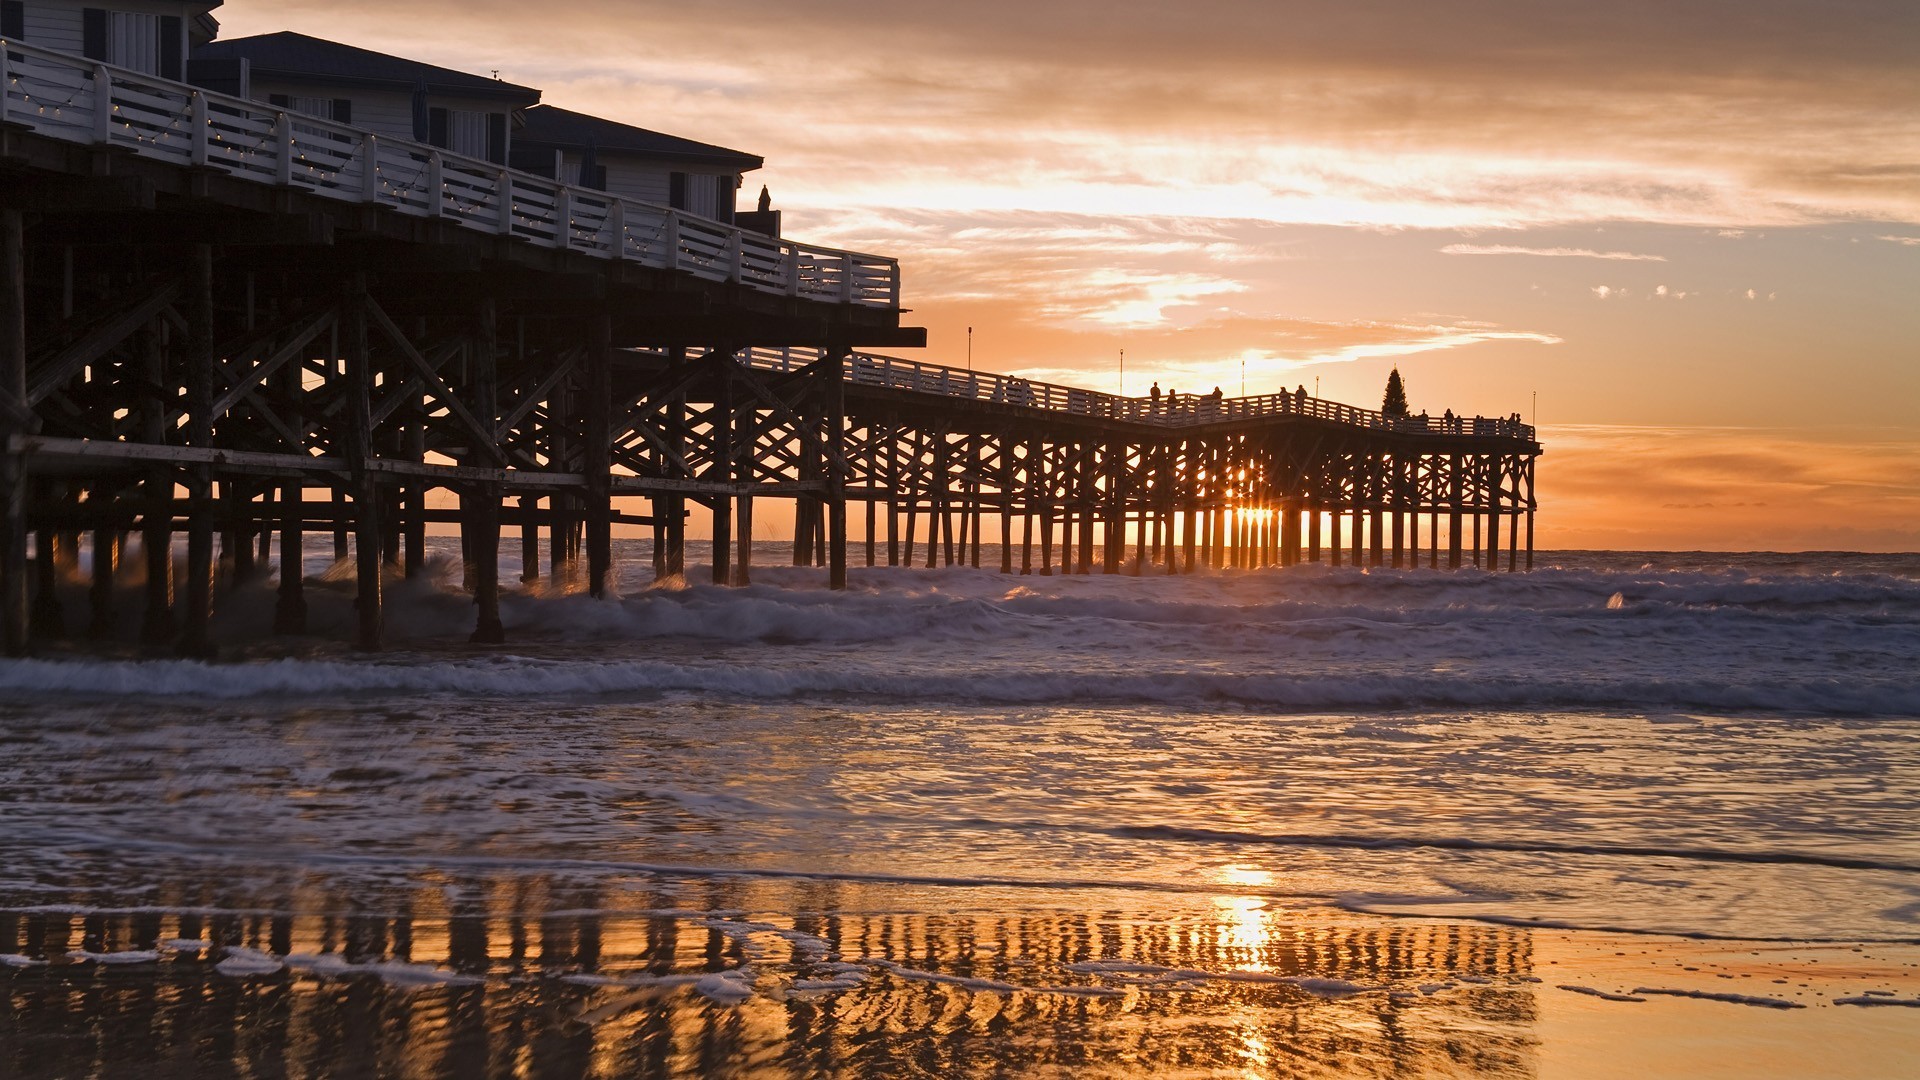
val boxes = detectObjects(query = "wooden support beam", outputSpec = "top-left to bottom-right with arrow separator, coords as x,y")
345,276 -> 382,650
468,299 -> 506,642
177,245 -> 216,658
584,315 -> 613,599
826,348 -> 848,590
709,348 -> 733,586
26,279 -> 182,407
0,209 -> 29,655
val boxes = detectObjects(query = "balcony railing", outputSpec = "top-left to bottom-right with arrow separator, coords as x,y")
0,39 -> 900,309
743,348 -> 1537,440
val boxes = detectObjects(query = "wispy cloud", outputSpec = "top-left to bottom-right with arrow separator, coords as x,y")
1877,234 -> 1920,246
1442,244 -> 1667,261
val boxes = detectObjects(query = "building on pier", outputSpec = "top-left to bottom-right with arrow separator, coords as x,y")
190,31 -> 540,165
512,105 -> 761,225
0,1 -> 220,80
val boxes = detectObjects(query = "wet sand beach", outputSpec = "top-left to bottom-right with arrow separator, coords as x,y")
3,549 -> 1918,1076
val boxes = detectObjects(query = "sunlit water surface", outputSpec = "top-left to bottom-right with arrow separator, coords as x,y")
2,547 -> 1918,1077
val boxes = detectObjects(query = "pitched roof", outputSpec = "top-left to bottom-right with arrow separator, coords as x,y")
194,32 -> 540,103
517,105 -> 762,171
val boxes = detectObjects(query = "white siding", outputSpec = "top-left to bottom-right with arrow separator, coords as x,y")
18,2 -> 197,64
599,160 -> 669,206
21,4 -> 84,53
250,78 -> 414,140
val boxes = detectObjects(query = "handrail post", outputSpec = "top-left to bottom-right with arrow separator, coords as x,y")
554,185 -> 571,250
726,229 -> 742,283
889,259 -> 901,309
189,91 -> 207,166
425,151 -> 443,217
496,168 -> 513,235
609,198 -> 626,259
665,210 -> 681,272
1,44 -> 12,126
273,110 -> 292,185
785,243 -> 800,296
839,254 -> 853,303
92,63 -> 112,145
358,132 -> 378,201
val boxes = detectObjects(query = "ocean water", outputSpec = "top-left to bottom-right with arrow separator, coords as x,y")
3,546 -> 1919,1076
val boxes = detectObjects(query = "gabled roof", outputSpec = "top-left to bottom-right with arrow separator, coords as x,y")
517,105 -> 762,171
193,32 -> 540,104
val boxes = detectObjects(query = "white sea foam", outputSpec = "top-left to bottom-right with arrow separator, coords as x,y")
1629,987 -> 1805,1009
6,560 -> 1916,714
215,947 -> 283,976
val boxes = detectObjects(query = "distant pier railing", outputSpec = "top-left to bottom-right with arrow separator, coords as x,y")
0,39 -> 900,308
744,348 -> 1536,440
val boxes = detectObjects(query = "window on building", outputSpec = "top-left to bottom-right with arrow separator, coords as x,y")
669,172 -> 688,211
714,175 -> 736,223
267,94 -> 353,124
428,107 -> 507,164
2,3 -> 25,41
81,9 -> 183,79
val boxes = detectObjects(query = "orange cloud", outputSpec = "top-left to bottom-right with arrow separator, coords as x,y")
1540,425 -> 1920,551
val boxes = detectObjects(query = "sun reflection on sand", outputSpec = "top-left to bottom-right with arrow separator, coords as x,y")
1213,865 -> 1277,974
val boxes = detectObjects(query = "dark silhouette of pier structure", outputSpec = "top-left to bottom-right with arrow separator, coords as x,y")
0,42 -> 1541,654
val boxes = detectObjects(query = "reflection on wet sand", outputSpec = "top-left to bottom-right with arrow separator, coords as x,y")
1,876 -> 1541,1078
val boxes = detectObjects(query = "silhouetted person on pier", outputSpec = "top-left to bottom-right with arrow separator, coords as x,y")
1150,382 -> 1161,410
1295,384 -> 1307,411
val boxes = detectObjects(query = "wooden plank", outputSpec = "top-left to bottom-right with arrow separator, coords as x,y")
363,297 -> 498,455
26,279 -> 181,405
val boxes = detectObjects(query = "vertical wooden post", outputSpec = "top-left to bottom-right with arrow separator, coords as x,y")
522,495 -> 543,582
1447,452 -> 1464,570
0,210 -> 27,655
1329,495 -> 1343,568
735,485 -> 753,584
585,315 -> 613,598
87,520 -> 118,638
999,434 -> 1014,575
1181,445 -> 1197,573
709,349 -> 733,586
885,425 -> 901,568
468,299 -> 505,641
1283,497 -> 1302,567
1486,457 -> 1502,572
1368,455 -> 1385,569
136,322 -> 175,647
1020,443 -> 1034,576
1525,458 -> 1536,572
865,433 -> 878,568
177,245 -> 216,658
344,276 -> 383,650
404,419 -> 426,579
1390,455 -> 1405,569
825,347 -> 848,590
1078,460 -> 1096,575
1308,500 -> 1321,563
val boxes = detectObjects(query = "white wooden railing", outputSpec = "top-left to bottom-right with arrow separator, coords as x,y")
742,348 -> 1537,439
0,39 -> 901,308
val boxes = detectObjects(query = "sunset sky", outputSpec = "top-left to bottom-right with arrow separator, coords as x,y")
224,1 -> 1920,551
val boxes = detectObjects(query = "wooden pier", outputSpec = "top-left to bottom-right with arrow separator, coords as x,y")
0,39 -> 1540,655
